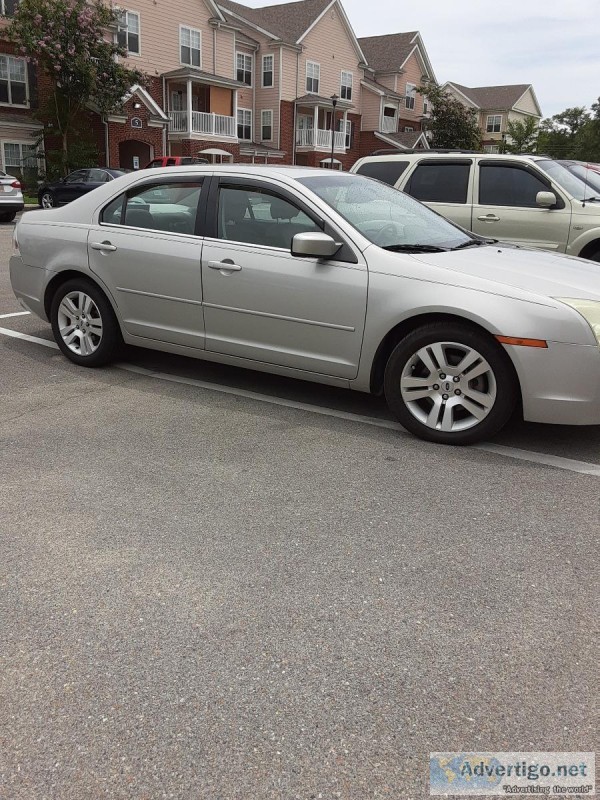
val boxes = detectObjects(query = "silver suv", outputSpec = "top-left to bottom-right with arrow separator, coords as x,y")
351,153 -> 600,262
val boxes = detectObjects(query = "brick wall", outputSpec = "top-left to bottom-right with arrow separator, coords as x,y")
279,100 -> 295,165
105,88 -> 166,168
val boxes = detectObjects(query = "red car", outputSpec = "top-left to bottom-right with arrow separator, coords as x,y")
144,156 -> 209,168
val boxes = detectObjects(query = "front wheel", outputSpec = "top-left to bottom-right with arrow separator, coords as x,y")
384,323 -> 518,445
50,279 -> 121,367
40,191 -> 55,209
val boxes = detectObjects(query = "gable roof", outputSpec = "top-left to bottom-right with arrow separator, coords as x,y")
374,130 -> 430,150
444,82 -> 540,114
218,0 -> 332,43
358,31 -> 419,73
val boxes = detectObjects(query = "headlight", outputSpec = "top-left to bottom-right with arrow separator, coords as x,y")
557,298 -> 600,345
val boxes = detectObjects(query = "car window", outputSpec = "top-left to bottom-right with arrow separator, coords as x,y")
65,170 -> 88,184
217,186 -> 321,249
87,169 -> 111,183
406,163 -> 471,204
166,158 -> 178,166
355,161 -> 410,186
479,165 -> 550,208
101,181 -> 203,235
146,160 -> 162,168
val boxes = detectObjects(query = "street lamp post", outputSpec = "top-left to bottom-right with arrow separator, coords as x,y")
330,94 -> 338,169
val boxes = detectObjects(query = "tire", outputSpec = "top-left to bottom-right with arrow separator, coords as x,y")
585,246 -> 600,263
50,278 -> 121,367
40,191 -> 55,209
0,211 -> 16,222
384,322 -> 518,445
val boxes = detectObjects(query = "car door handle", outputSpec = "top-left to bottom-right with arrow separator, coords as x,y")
90,241 -> 117,252
477,214 -> 500,222
207,259 -> 242,272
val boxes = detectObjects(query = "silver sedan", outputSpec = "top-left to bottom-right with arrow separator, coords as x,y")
9,165 -> 600,445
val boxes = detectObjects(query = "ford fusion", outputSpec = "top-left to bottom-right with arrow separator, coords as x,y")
10,166 -> 600,445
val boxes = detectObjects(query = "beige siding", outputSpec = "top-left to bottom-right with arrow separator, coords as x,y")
119,0 -> 216,77
360,89 -> 381,130
514,87 -> 540,117
396,51 -> 426,120
215,28 -> 235,78
297,3 -> 363,113
280,48 -> 299,100
254,44 -> 280,146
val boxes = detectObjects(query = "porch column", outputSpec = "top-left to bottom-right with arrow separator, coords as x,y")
342,109 -> 348,150
313,104 -> 319,147
186,78 -> 193,136
233,90 -> 238,138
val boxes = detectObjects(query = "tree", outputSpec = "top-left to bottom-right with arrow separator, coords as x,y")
503,116 -> 538,153
8,0 -> 146,174
418,84 -> 481,150
537,106 -> 591,159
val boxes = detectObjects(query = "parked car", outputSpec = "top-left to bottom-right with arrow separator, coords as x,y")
38,168 -> 128,208
557,160 -> 600,195
145,156 -> 209,168
351,153 -> 600,262
0,171 -> 24,222
10,166 -> 600,445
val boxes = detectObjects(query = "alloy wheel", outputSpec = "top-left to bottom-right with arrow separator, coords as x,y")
56,291 -> 103,356
400,340 -> 497,433
41,192 -> 54,209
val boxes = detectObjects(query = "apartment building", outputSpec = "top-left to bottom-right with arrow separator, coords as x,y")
442,82 -> 542,151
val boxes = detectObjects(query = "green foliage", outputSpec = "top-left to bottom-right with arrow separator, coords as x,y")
537,101 -> 600,161
504,117 -> 538,153
8,0 -> 146,174
417,84 -> 482,150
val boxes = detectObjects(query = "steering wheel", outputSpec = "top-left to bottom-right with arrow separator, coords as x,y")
373,222 -> 401,246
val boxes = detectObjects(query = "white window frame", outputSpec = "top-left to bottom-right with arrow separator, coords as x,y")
405,83 -> 416,110
262,54 -> 274,88
236,52 -> 253,87
337,118 -> 351,149
404,126 -> 414,133
306,61 -> 320,94
117,10 -> 141,56
0,55 -> 28,107
1,139 -> 40,171
237,108 -> 252,141
261,109 -> 273,142
179,26 -> 201,68
486,114 -> 502,133
340,70 -> 352,101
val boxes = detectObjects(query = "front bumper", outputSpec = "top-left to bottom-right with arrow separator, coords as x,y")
505,339 -> 600,425
9,255 -> 48,320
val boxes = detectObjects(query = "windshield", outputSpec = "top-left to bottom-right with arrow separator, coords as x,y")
559,162 -> 600,195
536,159 -> 592,201
297,173 -> 473,250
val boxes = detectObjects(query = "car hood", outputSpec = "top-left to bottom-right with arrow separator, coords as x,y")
410,245 -> 600,302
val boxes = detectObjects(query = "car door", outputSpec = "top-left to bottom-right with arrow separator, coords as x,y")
472,160 -> 572,251
402,159 -> 474,230
87,176 -> 207,349
200,177 -> 368,379
56,170 -> 89,204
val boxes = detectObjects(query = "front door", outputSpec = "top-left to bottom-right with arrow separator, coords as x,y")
87,177 -> 206,349
57,170 -> 89,204
201,179 -> 367,378
472,161 -> 572,251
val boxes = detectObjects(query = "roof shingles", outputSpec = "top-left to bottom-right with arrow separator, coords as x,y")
448,83 -> 531,110
218,0 -> 332,43
357,32 -> 418,73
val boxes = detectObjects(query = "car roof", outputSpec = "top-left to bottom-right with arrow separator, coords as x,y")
356,153 -> 543,163
122,164 -> 355,181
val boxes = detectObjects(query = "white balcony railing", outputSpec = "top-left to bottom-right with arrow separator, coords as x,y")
381,116 -> 398,133
168,111 -> 236,138
295,128 -> 346,149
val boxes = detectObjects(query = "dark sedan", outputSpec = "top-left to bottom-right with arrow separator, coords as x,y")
38,168 -> 127,208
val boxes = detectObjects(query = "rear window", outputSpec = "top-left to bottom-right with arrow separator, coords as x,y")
355,160 -> 409,186
406,162 -> 471,204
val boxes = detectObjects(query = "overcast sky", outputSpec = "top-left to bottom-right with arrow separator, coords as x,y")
250,0 -> 598,118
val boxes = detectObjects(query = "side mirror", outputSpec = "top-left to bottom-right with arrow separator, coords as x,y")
291,231 -> 341,259
536,190 -> 556,208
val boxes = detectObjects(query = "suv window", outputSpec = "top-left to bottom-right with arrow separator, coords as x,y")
217,186 -> 321,249
101,180 -> 203,235
406,162 -> 471,204
479,164 -> 550,207
355,160 -> 409,186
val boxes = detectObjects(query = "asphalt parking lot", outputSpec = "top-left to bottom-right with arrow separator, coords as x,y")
1,214 -> 598,799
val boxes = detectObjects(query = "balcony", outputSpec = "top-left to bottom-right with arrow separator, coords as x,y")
381,117 -> 398,133
169,111 -> 236,138
295,128 -> 346,151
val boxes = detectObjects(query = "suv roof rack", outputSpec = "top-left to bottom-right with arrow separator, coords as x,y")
369,148 -> 481,156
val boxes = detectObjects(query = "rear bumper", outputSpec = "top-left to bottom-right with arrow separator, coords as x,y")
506,340 -> 600,425
0,201 -> 25,213
9,255 -> 48,320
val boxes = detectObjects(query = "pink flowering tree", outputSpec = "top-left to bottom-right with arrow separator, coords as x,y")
8,0 -> 146,174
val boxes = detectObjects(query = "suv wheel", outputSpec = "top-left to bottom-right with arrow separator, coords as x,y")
384,322 -> 518,445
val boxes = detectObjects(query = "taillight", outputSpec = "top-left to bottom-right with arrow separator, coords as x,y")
11,180 -> 21,189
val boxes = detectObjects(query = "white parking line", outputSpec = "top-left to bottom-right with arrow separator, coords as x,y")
0,311 -> 30,319
1,324 -> 599,477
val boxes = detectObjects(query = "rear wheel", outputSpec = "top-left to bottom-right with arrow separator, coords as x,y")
50,279 -> 121,367
384,323 -> 518,445
40,191 -> 55,209
0,211 -> 16,222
